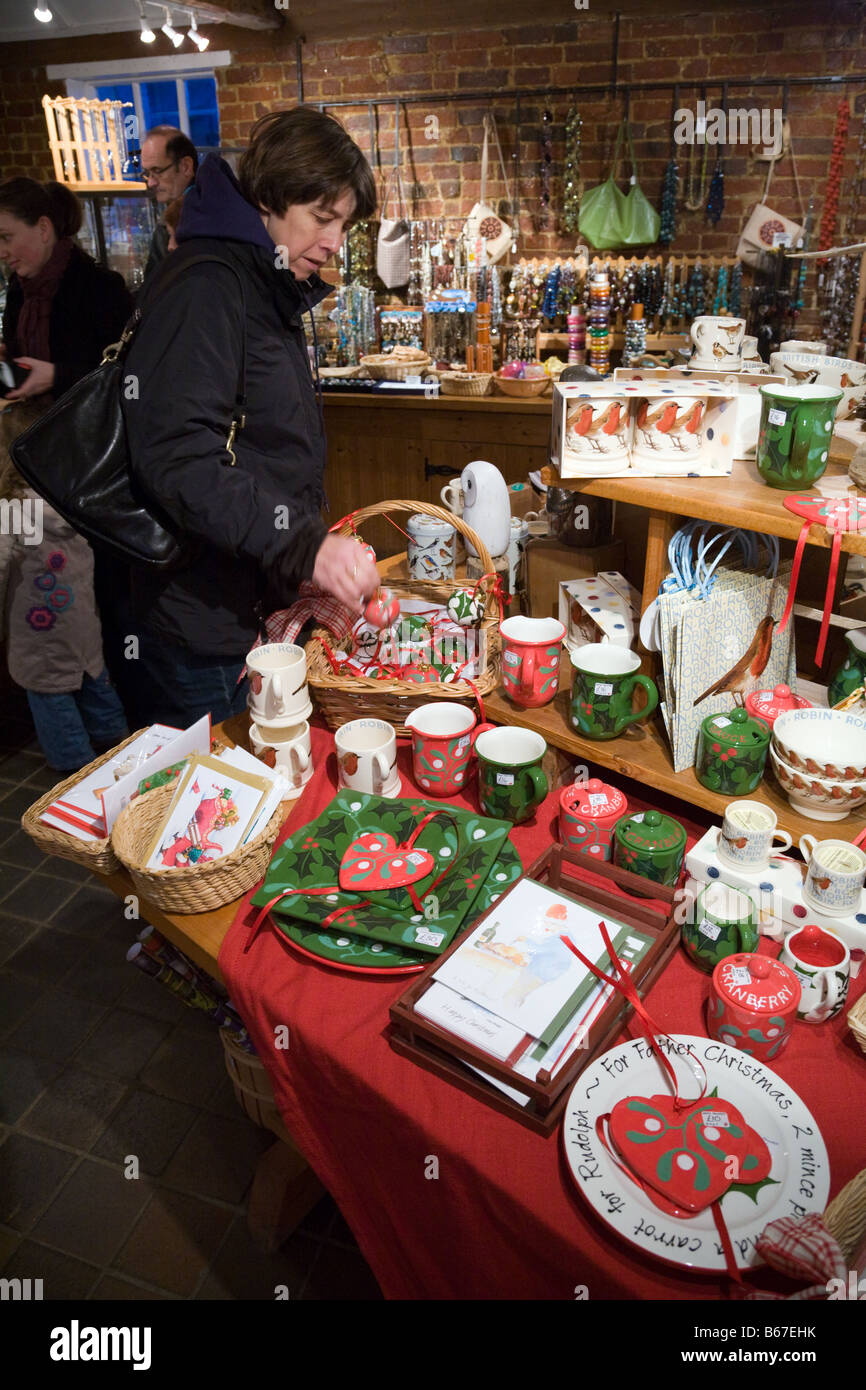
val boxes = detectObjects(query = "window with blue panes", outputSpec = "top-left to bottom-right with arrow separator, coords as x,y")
185,77 -> 220,148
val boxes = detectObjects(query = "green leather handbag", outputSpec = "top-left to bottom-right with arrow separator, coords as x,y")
579,121 -> 660,250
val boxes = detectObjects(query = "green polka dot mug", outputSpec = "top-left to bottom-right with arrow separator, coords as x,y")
756,384 -> 843,490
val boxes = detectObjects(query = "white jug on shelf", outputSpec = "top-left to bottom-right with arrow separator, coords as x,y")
459,459 -> 511,558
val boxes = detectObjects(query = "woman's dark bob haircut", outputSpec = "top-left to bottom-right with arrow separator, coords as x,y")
239,106 -> 377,222
0,178 -> 82,238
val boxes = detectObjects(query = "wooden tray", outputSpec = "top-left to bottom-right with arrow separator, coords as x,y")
389,845 -> 679,1135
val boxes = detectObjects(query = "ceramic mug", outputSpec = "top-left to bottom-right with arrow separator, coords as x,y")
500,616 -> 565,708
246,643 -> 311,726
249,719 -> 312,789
682,881 -> 759,972
407,513 -> 456,582
780,340 -> 827,356
440,478 -> 464,515
690,315 -> 746,369
716,800 -> 793,872
506,516 -> 530,598
631,395 -> 707,464
756,384 -> 843,490
475,727 -> 548,824
570,643 -> 658,740
404,702 -> 493,797
798,835 -> 866,915
781,924 -> 851,1021
563,394 -> 632,470
335,718 -> 400,799
742,335 -> 760,361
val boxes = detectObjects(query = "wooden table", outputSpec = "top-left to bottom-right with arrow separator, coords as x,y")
97,711 -> 324,1251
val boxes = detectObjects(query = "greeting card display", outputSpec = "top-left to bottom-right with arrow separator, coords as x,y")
144,755 -> 272,871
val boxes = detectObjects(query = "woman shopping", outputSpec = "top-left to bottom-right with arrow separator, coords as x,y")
121,106 -> 381,727
0,179 -> 131,772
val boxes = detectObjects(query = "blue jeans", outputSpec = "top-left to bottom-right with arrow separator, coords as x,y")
27,666 -> 129,772
135,638 -> 249,729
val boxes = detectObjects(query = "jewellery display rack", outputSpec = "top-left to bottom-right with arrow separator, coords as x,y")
42,94 -> 146,192
389,844 -> 679,1136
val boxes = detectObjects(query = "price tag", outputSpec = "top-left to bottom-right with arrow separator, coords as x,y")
588,792 -> 609,810
701,1110 -> 729,1128
698,917 -> 721,940
496,772 -> 515,786
594,681 -> 614,696
504,651 -> 519,666
456,735 -> 471,751
631,812 -> 645,823
414,925 -> 444,947
771,230 -> 791,248
768,408 -> 787,426
713,716 -> 732,728
728,965 -> 753,986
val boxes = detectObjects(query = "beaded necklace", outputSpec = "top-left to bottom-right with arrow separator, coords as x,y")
561,106 -> 582,235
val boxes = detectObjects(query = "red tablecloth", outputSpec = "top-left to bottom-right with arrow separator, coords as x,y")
219,722 -> 866,1300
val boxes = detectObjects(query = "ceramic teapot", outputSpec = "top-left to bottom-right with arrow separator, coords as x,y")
459,459 -> 511,558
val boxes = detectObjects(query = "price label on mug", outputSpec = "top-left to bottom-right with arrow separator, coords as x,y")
496,772 -> 515,786
728,965 -> 753,986
594,681 -> 614,696
713,716 -> 732,729
588,792 -> 609,810
768,408 -> 787,426
504,651 -> 519,666
698,917 -> 721,940
456,735 -> 471,751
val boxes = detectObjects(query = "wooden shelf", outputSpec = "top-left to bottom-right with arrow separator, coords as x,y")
484,656 -> 866,845
559,459 -> 866,557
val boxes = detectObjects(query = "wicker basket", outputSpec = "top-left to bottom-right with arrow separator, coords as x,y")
306,499 -> 501,734
439,371 -> 493,397
20,728 -> 156,876
824,1165 -> 866,1265
848,991 -> 866,1056
359,353 -> 432,381
221,1029 -> 290,1143
319,365 -> 362,379
111,779 -> 286,913
493,373 -> 550,397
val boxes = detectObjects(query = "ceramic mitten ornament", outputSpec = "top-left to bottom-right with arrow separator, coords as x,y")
447,588 -> 485,626
608,1092 -> 772,1213
365,588 -> 400,630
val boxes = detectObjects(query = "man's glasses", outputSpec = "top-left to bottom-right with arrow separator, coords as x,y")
142,161 -> 178,181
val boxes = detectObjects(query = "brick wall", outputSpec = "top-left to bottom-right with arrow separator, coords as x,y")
3,4 -> 866,330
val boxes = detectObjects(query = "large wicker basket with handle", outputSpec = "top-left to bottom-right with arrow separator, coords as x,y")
305,499 -> 501,734
111,779 -> 287,913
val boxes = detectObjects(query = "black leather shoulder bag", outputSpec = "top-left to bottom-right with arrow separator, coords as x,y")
9,253 -> 247,571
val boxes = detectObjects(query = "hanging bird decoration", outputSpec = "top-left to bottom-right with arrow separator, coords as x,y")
692,576 -> 780,707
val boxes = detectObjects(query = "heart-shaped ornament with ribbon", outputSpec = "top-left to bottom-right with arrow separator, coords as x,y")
608,1092 -> 772,1213
339,832 -> 435,891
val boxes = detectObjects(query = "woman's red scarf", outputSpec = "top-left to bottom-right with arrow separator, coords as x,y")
15,236 -> 75,362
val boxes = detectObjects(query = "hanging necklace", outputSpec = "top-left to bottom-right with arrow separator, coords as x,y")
818,97 -> 850,255
685,123 -> 709,213
536,108 -> 553,231
660,88 -> 680,245
561,106 -> 582,235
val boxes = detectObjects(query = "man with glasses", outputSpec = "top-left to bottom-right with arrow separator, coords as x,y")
140,126 -> 198,280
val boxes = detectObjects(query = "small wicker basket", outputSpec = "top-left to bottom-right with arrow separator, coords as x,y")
823,1164 -> 866,1265
359,353 -> 432,381
848,991 -> 866,1056
20,728 -> 155,876
439,371 -> 493,397
493,374 -> 550,397
111,779 -> 286,913
306,499 -> 501,734
221,1029 -> 290,1143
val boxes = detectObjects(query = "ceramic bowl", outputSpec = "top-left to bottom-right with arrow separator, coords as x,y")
772,707 -> 866,781
769,744 -> 866,819
768,352 -> 866,419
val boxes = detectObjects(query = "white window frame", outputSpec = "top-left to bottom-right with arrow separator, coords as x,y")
46,51 -> 230,147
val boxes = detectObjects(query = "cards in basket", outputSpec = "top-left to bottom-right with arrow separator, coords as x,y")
144,755 -> 272,871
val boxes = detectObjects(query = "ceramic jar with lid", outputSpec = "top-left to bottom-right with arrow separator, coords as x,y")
707,953 -> 801,1062
613,809 -> 687,887
560,778 -> 628,861
744,684 -> 812,728
696,707 -> 771,796
407,513 -> 456,582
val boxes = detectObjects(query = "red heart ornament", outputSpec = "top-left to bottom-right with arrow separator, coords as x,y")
608,1093 -> 771,1213
339,832 -> 435,892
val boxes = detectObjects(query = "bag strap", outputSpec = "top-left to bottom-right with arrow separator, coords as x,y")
107,252 -> 248,463
608,121 -> 627,183
624,120 -> 639,185
483,112 -> 513,209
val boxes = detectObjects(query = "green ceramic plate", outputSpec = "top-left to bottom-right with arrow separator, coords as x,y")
268,838 -> 524,973
251,790 -> 513,956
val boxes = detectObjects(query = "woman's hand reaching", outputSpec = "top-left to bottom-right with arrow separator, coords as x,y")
6,357 -> 55,400
312,534 -> 380,611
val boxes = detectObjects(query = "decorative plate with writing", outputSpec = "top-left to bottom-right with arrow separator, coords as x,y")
561,1034 -> 829,1272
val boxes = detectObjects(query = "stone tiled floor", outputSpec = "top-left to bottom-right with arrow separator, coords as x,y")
0,686 -> 382,1301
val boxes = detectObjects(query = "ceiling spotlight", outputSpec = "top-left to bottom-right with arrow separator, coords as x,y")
161,8 -> 183,45
139,5 -> 155,42
33,3 -> 53,20
188,13 -> 208,51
